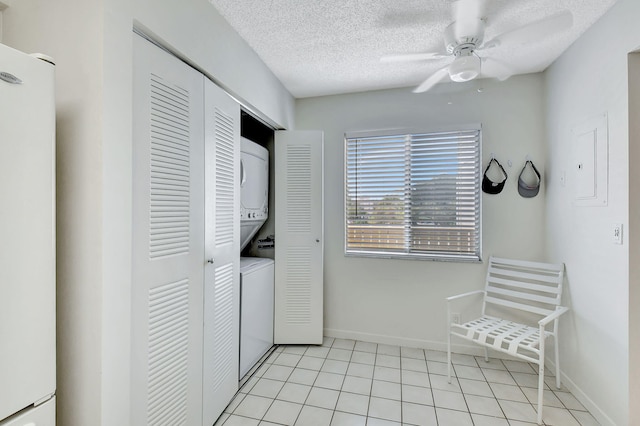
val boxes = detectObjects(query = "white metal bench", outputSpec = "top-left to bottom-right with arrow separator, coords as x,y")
446,256 -> 568,425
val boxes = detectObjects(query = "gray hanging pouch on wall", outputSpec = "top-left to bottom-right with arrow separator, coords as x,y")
482,158 -> 508,194
518,160 -> 541,198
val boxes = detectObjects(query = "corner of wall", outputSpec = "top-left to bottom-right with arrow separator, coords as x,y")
541,1 -> 634,424
2,1 -> 106,425
627,50 -> 640,426
0,0 -> 14,43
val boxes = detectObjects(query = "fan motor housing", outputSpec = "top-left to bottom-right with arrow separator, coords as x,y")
444,21 -> 485,56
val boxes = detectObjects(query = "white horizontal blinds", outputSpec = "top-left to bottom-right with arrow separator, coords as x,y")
346,134 -> 409,252
346,129 -> 481,260
410,130 -> 480,259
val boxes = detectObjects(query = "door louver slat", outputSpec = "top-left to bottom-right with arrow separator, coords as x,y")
286,145 -> 312,231
210,264 -> 234,391
215,108 -> 235,246
149,75 -> 191,260
146,279 -> 189,426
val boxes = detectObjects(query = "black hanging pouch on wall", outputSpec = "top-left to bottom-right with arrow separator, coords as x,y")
482,158 -> 508,194
518,160 -> 541,198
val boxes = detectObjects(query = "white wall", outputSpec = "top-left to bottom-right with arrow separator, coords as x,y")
2,0 -> 295,425
3,2 -> 105,425
543,0 -> 639,424
629,51 -> 640,426
295,74 -> 547,349
125,0 -> 295,130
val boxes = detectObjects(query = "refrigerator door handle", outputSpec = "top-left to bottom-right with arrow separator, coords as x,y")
0,71 -> 23,84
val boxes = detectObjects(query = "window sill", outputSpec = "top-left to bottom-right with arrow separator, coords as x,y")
344,251 -> 482,263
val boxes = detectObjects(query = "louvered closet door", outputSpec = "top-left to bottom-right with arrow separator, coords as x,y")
274,131 -> 324,344
202,78 -> 240,426
132,34 -> 205,426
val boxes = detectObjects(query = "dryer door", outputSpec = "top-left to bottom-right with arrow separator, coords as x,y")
240,141 -> 269,218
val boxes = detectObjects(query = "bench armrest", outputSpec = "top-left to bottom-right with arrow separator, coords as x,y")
446,290 -> 485,303
538,306 -> 570,327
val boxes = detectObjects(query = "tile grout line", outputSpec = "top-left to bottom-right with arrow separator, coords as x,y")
286,344 -> 309,426
453,361 -> 475,424
474,355 -> 511,424
428,350 -> 441,426
223,342 -> 596,426
260,346 -> 292,425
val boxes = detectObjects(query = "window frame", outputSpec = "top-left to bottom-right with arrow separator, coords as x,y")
343,125 -> 483,263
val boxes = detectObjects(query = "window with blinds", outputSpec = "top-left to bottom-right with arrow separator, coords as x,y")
345,127 -> 481,261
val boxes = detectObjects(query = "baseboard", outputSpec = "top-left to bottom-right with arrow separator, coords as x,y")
544,358 -> 617,426
324,328 -> 510,359
324,327 -> 617,426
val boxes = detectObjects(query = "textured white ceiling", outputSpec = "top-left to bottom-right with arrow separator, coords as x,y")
209,0 -> 617,98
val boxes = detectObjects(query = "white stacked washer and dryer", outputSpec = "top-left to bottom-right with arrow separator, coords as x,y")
239,137 -> 274,378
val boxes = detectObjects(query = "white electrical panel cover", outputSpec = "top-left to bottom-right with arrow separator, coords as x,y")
572,113 -> 608,206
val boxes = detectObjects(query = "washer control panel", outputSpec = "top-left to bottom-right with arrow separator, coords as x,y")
241,205 -> 268,220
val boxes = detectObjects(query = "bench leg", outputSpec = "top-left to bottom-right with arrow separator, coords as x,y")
447,330 -> 452,383
537,361 -> 544,425
537,326 -> 545,425
483,347 -> 489,362
554,335 -> 561,389
447,304 -> 452,383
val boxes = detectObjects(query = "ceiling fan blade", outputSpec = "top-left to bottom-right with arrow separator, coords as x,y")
453,0 -> 487,39
381,52 -> 448,63
483,10 -> 573,49
413,66 -> 450,93
481,57 -> 514,81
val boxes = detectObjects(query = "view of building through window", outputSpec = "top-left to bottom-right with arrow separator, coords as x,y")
345,128 -> 481,261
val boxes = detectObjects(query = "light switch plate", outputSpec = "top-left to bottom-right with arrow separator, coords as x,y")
613,223 -> 623,245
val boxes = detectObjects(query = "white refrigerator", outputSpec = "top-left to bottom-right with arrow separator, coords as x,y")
0,43 -> 56,425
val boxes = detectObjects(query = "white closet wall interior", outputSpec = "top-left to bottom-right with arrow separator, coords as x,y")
274,131 -> 324,344
131,33 -> 240,426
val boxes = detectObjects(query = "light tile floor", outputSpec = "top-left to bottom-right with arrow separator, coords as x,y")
215,337 -> 600,426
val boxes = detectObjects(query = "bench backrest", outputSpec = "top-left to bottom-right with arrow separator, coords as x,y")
483,256 -> 565,318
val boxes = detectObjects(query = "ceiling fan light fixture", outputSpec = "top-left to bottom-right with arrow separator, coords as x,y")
448,54 -> 481,82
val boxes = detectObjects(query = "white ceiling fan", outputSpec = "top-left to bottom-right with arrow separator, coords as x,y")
381,0 -> 573,93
